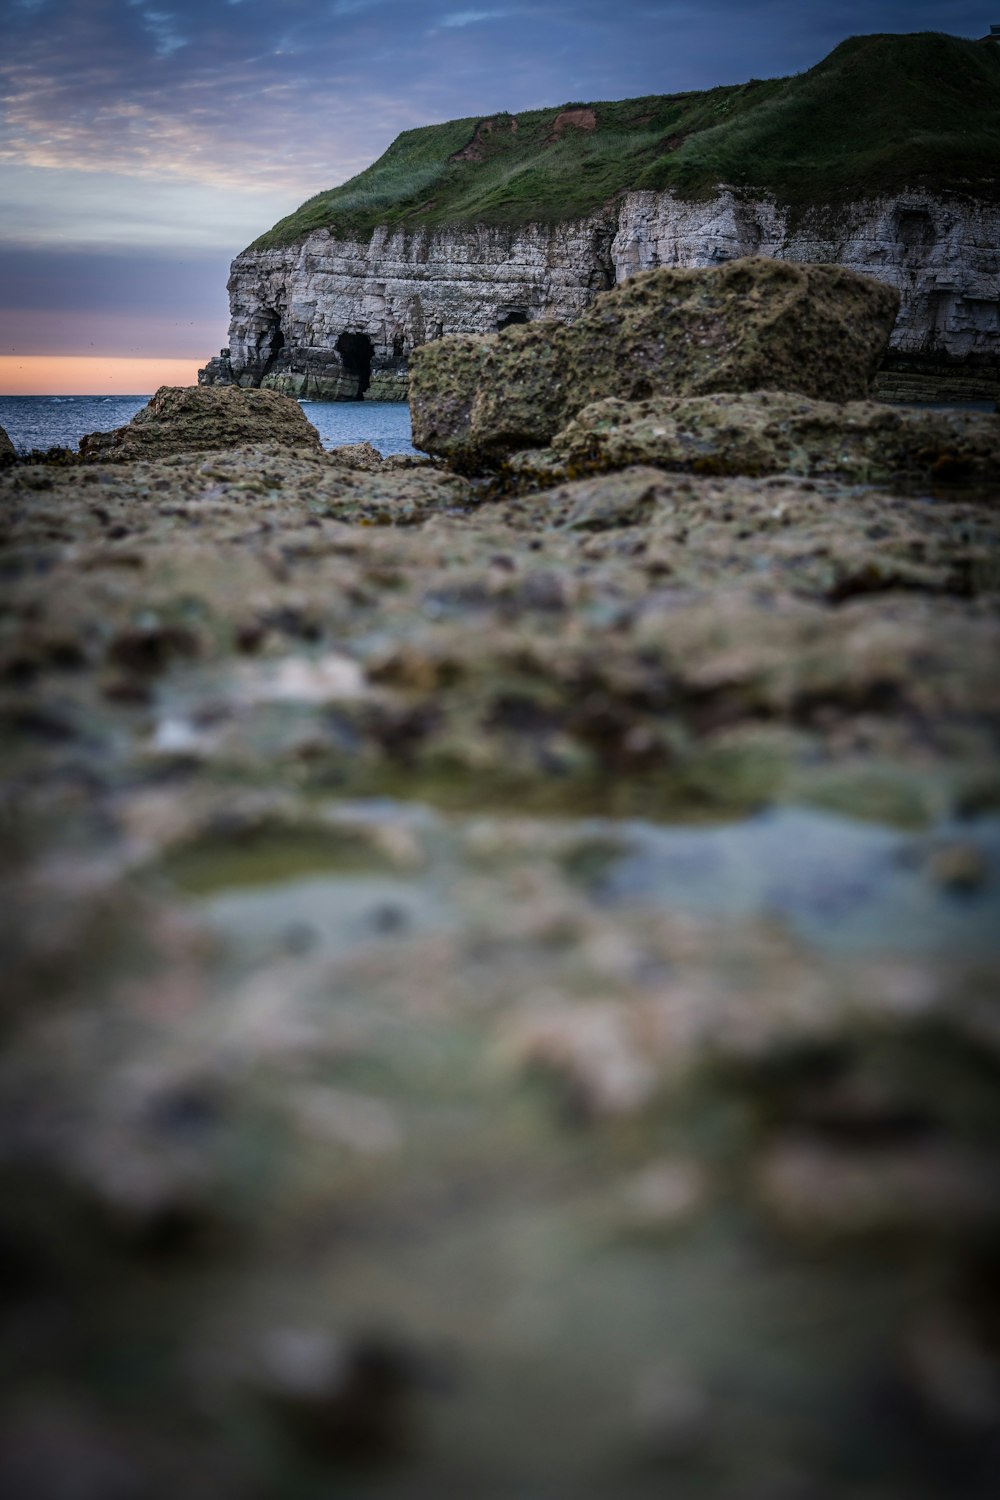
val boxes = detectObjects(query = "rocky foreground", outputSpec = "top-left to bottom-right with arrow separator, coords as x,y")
1,262 -> 999,1499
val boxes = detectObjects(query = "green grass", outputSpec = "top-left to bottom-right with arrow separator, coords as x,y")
251,33 -> 1000,249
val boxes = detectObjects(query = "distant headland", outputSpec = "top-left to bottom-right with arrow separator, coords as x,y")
200,32 -> 1000,404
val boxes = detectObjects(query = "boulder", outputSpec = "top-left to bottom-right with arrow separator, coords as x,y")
0,424 -> 16,466
197,349 -> 235,387
410,257 -> 900,469
328,440 -> 384,471
79,385 -> 323,461
508,390 -> 1000,487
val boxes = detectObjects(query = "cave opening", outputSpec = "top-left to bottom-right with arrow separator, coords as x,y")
257,312 -> 285,381
496,308 -> 529,332
336,331 -> 375,399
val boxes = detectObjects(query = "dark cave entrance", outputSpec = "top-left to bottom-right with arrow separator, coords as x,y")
336,331 -> 374,399
496,308 -> 529,332
258,312 -> 284,381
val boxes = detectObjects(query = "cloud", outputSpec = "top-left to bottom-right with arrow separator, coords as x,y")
0,160 -> 302,251
127,0 -> 189,57
0,3 -> 990,256
440,9 -> 514,25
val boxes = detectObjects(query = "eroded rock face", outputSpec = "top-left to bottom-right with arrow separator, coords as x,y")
214,189 -> 998,403
508,390 -> 1000,486
410,258 -> 899,469
219,216 -> 615,398
198,348 -> 234,387
0,424 -> 16,466
79,384 -> 323,461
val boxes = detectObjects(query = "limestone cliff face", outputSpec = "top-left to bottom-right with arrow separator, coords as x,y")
205,190 -> 999,400
219,217 -> 616,400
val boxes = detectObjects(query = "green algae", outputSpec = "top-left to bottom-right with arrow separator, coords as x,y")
162,826 -> 411,896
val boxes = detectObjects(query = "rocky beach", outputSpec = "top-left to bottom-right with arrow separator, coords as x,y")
1,248 -> 999,1497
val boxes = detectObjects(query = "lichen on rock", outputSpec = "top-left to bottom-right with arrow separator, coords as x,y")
508,389 -> 1000,486
410,257 -> 900,468
79,383 -> 323,461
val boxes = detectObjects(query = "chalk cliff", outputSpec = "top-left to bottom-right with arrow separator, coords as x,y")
214,216 -> 616,401
202,189 -> 998,402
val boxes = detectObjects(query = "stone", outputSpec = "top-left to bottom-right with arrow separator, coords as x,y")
78,384 -> 323,461
244,1327 -> 427,1459
618,1160 -> 710,1231
926,841 -> 990,893
409,258 -> 900,468
197,348 -> 234,387
0,423 -> 16,466
508,389 -> 1000,486
754,1139 -> 1000,1239
328,440 -> 384,471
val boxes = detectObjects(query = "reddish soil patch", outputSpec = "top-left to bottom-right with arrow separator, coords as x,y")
449,116 -> 518,163
546,107 -> 597,143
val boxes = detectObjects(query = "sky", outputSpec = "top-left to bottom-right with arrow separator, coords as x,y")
0,0 -> 989,393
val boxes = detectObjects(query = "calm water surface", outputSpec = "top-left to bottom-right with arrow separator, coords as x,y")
2,394 -> 988,460
0,395 -> 416,456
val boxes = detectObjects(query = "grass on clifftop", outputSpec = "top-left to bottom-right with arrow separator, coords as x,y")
251,33 -> 1000,249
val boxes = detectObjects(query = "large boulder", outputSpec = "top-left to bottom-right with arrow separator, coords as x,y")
410,258 -> 900,470
0,424 -> 16,466
79,385 -> 322,461
508,390 -> 1000,487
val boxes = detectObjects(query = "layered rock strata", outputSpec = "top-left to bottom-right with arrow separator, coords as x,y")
202,189 -> 1000,401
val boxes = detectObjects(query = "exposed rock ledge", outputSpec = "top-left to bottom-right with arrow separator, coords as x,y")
201,189 -> 1000,402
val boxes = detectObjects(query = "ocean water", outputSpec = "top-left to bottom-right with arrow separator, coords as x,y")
0,395 -> 417,457
3,393 -> 989,461
298,398 -> 417,455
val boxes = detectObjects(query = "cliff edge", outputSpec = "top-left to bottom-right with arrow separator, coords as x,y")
201,33 -> 1000,402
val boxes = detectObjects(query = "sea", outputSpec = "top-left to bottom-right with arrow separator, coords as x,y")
0,395 -> 419,458
2,393 -> 992,462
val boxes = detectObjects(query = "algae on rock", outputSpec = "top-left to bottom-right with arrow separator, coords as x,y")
508,390 -> 1000,486
410,257 -> 899,468
79,384 -> 323,461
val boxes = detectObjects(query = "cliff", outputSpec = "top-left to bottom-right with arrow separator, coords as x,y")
202,33 -> 1000,401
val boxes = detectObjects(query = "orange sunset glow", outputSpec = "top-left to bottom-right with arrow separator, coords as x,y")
0,356 -> 203,396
